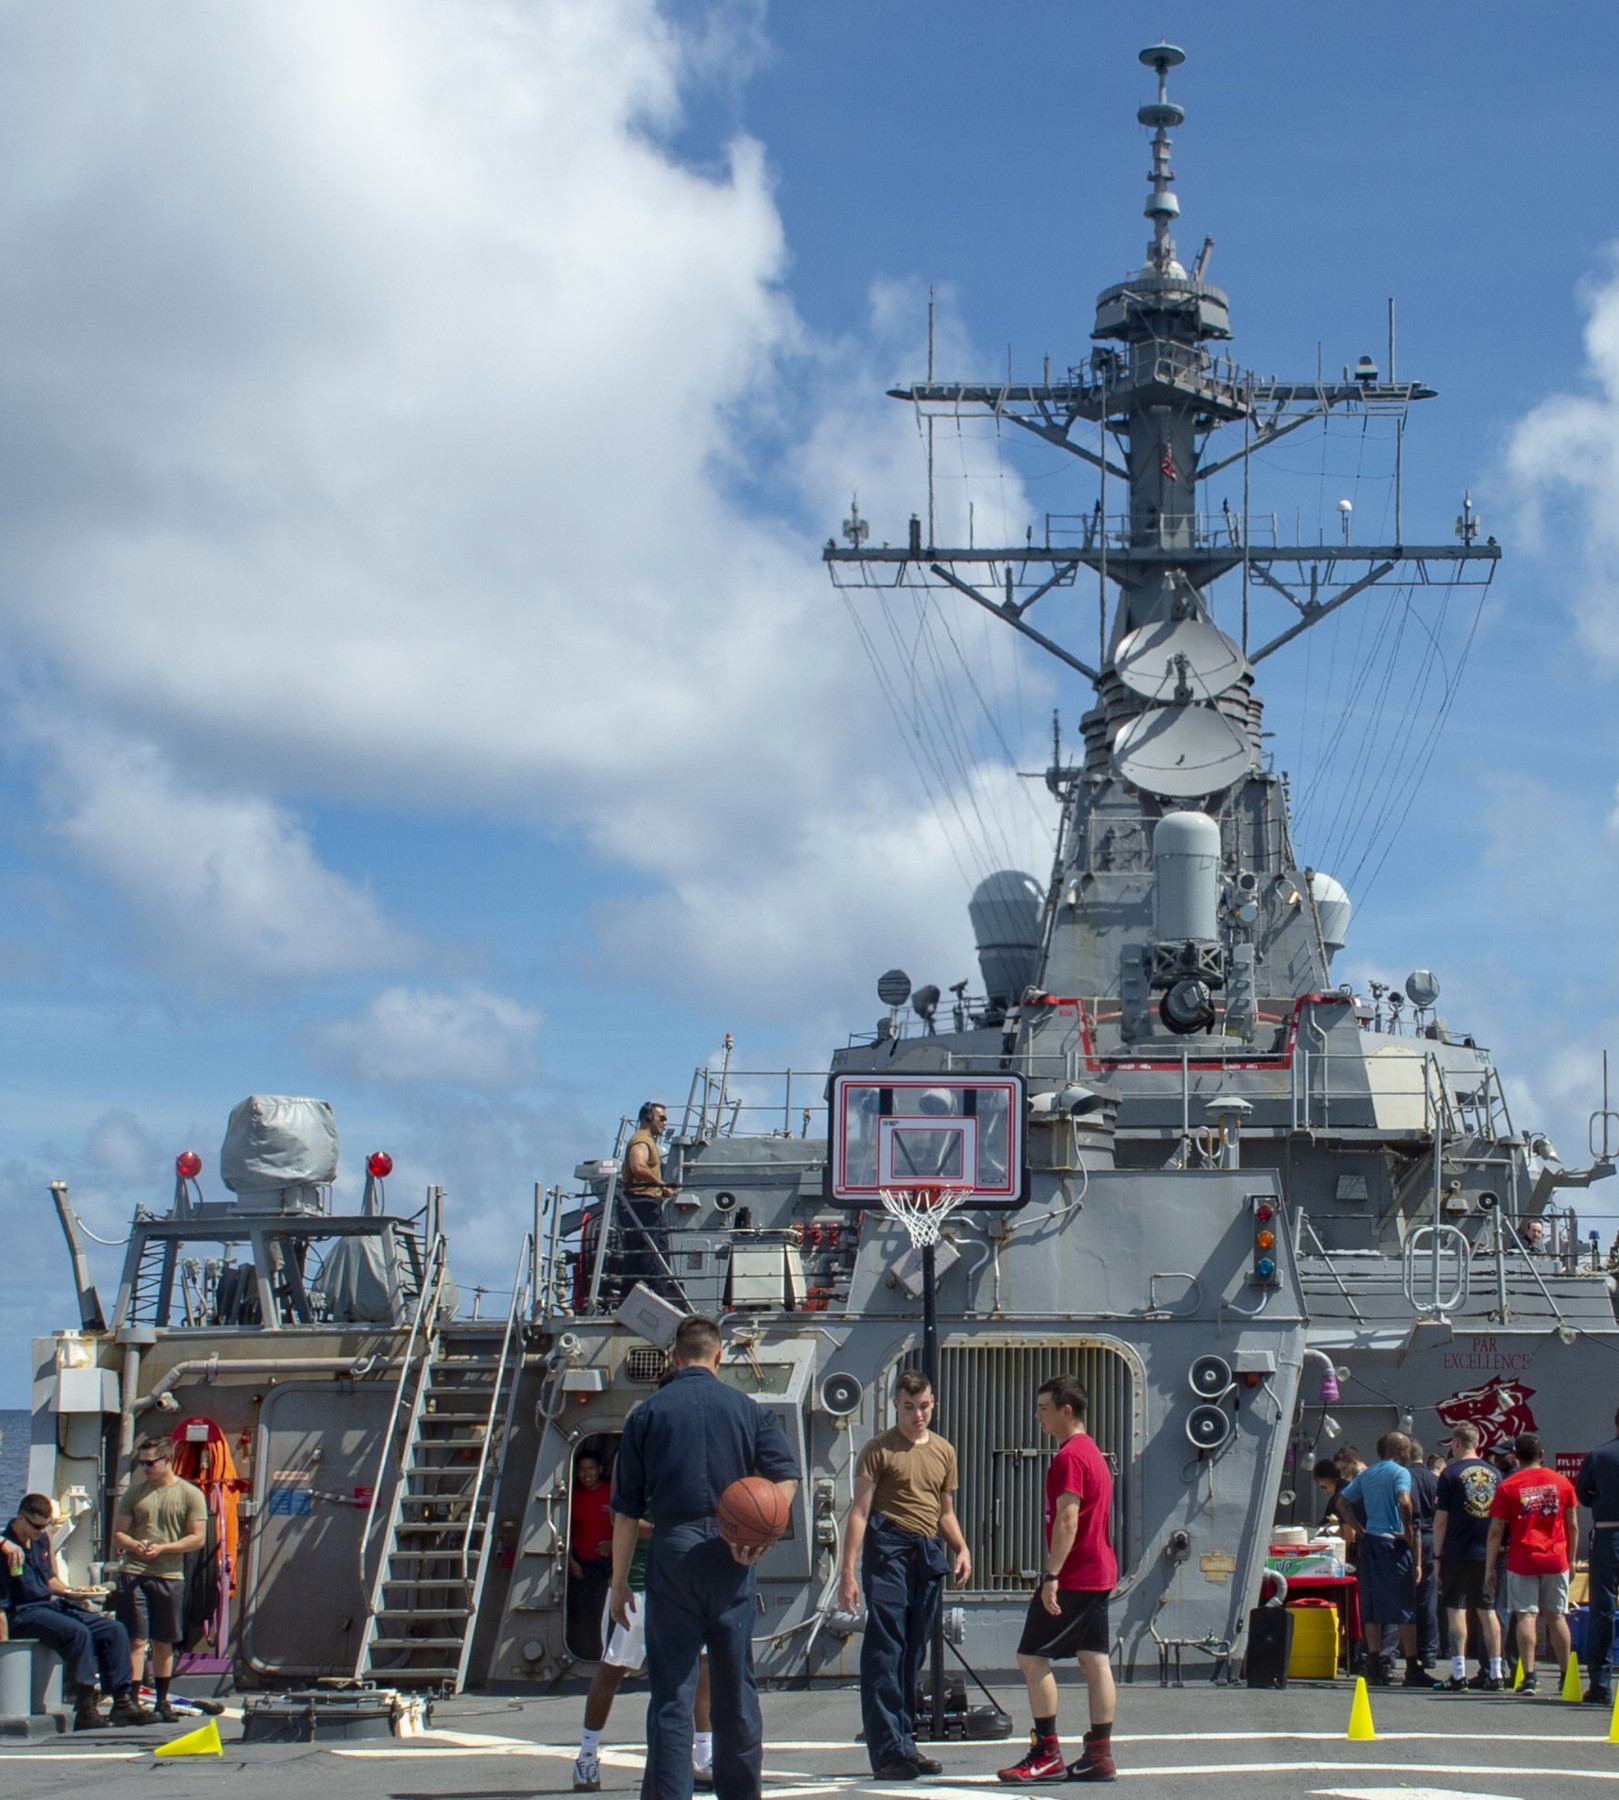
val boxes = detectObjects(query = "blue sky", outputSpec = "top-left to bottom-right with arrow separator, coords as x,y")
3,2 -> 1619,1400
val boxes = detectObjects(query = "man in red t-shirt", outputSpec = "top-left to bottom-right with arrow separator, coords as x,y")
1484,1430 -> 1578,1695
997,1374 -> 1118,1786
568,1452 -> 615,1662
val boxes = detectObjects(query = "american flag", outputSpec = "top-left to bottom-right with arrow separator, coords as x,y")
1160,443 -> 1179,484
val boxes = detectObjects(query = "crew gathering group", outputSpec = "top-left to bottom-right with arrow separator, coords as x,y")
1,1104 -> 1615,1790
1310,1414 -> 1619,1706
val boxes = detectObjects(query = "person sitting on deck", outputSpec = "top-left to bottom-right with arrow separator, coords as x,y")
0,1494 -> 151,1730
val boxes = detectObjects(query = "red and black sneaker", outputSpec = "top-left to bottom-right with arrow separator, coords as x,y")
998,1734 -> 1065,1783
1065,1730 -> 1117,1784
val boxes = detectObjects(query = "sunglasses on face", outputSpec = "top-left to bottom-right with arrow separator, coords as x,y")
137,1458 -> 166,1469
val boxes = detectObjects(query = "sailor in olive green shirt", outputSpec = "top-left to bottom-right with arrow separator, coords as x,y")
110,1439 -> 207,1721
839,1370 -> 971,1777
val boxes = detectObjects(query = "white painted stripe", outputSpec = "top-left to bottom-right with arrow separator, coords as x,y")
1311,1789 -> 1527,1800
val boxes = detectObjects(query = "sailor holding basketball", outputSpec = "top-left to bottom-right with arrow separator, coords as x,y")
839,1368 -> 971,1779
611,1314 -> 798,1800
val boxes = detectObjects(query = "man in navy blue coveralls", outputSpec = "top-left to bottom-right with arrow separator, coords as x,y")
1576,1405 -> 1619,1705
2,1493 -> 147,1728
610,1315 -> 799,1800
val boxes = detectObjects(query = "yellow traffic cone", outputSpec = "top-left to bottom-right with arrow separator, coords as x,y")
1511,1658 -> 1525,1690
153,1717 -> 223,1758
1561,1656 -> 1583,1703
1347,1674 -> 1376,1741
1609,1686 -> 1619,1744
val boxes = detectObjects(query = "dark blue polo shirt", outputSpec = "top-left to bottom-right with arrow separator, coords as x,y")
612,1366 -> 798,1524
1577,1437 -> 1619,1520
0,1522 -> 58,1614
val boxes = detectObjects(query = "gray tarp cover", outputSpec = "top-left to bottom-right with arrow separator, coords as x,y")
220,1094 -> 340,1193
309,1234 -> 460,1324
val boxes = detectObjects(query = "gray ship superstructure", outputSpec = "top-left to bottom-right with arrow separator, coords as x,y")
22,43 -> 1619,1698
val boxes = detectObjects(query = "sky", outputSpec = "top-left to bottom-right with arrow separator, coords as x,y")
4,1 -> 1619,1401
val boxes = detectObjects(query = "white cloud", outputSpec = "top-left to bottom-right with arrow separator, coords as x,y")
1507,253 -> 1619,663
39,727 -> 415,983
314,985 -> 541,1088
0,0 -> 1061,1048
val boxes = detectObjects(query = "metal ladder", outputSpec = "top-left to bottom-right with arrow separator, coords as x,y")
355,1233 -> 531,1688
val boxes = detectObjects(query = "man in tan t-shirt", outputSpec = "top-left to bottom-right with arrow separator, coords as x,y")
839,1369 -> 971,1779
621,1100 -> 677,1295
111,1438 -> 207,1721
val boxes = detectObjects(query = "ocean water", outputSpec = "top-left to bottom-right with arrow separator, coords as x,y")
0,1407 -> 31,1507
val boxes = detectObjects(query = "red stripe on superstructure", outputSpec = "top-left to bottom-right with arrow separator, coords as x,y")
1026,991 -> 1351,1074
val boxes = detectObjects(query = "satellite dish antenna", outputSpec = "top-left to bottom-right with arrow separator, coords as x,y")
877,969 -> 912,1009
1115,617 -> 1247,703
1113,706 -> 1252,799
1405,969 -> 1441,1009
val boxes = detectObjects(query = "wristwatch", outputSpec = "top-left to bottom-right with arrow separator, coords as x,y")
1039,1573 -> 1060,1585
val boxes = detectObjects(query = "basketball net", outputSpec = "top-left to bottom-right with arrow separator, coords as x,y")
877,1183 -> 973,1250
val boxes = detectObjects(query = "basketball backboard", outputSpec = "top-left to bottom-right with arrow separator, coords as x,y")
827,1073 -> 1026,1209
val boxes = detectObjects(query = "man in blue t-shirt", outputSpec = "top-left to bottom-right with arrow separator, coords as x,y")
1341,1431 -> 1422,1685
1576,1404 -> 1619,1707
1431,1422 -> 1504,1692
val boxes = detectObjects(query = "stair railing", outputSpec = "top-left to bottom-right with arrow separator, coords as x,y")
355,1231 -> 449,1671
450,1231 -> 533,1688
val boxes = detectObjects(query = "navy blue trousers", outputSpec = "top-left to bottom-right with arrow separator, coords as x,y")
11,1601 -> 133,1694
1589,1529 -> 1618,1688
643,1521 -> 759,1800
859,1516 -> 946,1771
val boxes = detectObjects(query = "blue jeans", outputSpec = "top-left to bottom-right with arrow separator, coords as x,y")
1589,1529 -> 1619,1689
642,1520 -> 759,1800
11,1601 -> 133,1694
859,1515 -> 947,1770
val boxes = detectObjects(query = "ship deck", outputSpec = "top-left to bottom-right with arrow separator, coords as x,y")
4,1680 -> 1616,1799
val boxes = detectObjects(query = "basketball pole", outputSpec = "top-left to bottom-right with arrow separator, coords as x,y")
923,1239 -> 947,1741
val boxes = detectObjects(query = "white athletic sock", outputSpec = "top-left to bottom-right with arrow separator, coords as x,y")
694,1731 -> 713,1769
580,1728 -> 603,1759
1489,1657 -> 1505,1678
1451,1654 -> 1466,1681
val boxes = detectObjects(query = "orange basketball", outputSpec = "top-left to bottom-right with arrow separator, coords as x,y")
715,1475 -> 788,1550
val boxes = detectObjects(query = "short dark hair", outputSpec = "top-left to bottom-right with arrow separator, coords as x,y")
1333,1443 -> 1363,1466
638,1100 -> 666,1126
1514,1431 -> 1542,1463
136,1437 -> 172,1462
1038,1374 -> 1088,1422
1405,1438 -> 1424,1463
1311,1458 -> 1340,1483
19,1494 -> 53,1525
895,1369 -> 932,1399
673,1314 -> 722,1363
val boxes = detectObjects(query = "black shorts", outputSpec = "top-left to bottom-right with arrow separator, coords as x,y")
110,1573 -> 184,1644
1438,1559 -> 1489,1612
1016,1587 -> 1112,1660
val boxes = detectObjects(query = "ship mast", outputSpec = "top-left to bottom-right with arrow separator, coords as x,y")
824,41 -> 1499,692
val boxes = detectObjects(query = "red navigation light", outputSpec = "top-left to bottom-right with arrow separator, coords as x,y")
1254,1202 -> 1275,1222
366,1151 -> 394,1179
175,1150 -> 202,1180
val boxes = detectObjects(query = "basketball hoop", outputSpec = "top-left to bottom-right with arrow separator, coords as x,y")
877,1183 -> 974,1250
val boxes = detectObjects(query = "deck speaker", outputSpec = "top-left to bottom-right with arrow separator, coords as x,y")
1186,1403 -> 1234,1453
818,1371 -> 864,1417
1188,1354 -> 1233,1399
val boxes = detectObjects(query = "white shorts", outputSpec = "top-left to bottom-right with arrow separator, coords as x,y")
1505,1569 -> 1569,1615
600,1590 -> 646,1669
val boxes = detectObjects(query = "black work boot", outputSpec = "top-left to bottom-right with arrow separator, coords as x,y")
73,1685 -> 103,1731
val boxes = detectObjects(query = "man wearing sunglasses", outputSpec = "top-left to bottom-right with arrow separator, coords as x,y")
1,1493 -> 149,1729
110,1440 -> 207,1721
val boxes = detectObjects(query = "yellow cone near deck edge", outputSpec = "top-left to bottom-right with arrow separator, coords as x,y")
1561,1655 -> 1583,1702
1609,1687 -> 1619,1744
1512,1659 -> 1525,1689
1346,1675 -> 1375,1741
153,1717 -> 222,1758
